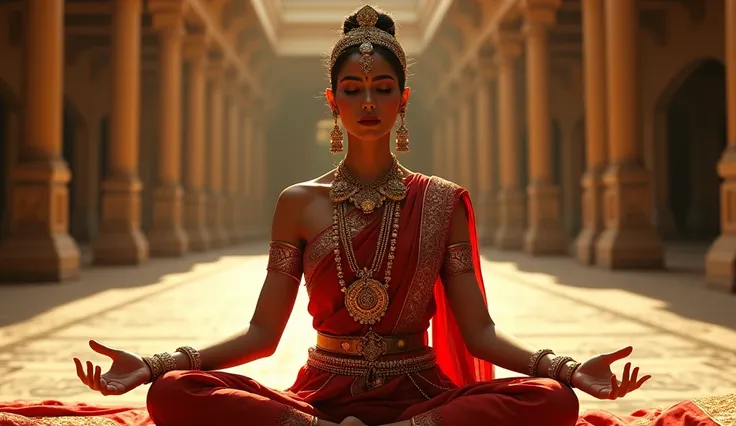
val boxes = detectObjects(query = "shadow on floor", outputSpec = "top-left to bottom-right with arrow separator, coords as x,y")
480,242 -> 736,333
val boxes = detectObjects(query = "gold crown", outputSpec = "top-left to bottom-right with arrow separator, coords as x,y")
329,5 -> 407,79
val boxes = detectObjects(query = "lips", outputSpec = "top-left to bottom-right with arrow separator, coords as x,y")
358,117 -> 381,126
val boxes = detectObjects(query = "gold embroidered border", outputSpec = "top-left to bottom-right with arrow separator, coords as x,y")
440,242 -> 474,280
692,393 -> 736,426
393,176 -> 459,333
275,405 -> 315,426
412,407 -> 442,426
303,208 -> 375,295
267,241 -> 304,283
0,413 -> 120,426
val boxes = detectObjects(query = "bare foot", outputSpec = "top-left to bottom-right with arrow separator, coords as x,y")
340,416 -> 368,426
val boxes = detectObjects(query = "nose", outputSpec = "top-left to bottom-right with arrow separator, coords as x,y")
361,93 -> 376,113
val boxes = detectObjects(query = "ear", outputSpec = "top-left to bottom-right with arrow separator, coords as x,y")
325,88 -> 337,113
400,87 -> 412,111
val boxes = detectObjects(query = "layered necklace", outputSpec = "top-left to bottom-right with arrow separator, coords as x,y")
329,157 -> 407,325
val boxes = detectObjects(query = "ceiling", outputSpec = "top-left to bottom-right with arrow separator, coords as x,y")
249,0 -> 454,56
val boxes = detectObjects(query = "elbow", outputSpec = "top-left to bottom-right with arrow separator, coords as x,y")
465,325 -> 496,360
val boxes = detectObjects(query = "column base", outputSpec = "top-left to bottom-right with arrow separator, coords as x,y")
705,234 -> 736,293
184,191 -> 210,252
494,188 -> 525,250
92,178 -> 149,265
595,165 -> 664,269
0,160 -> 80,282
524,183 -> 567,255
148,185 -> 188,257
476,191 -> 497,246
574,170 -> 605,265
208,194 -> 229,248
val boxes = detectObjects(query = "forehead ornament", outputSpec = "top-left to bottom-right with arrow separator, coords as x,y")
329,5 -> 407,79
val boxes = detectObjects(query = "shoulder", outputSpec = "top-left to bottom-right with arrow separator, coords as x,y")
276,172 -> 333,209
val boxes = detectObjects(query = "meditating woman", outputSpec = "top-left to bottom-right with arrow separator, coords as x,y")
3,5 -> 731,426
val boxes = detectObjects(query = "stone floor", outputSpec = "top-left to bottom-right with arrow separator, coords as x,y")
0,242 -> 734,417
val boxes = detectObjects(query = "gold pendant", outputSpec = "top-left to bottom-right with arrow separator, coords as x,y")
344,277 -> 389,325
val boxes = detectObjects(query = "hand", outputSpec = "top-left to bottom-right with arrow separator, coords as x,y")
73,340 -> 151,396
571,346 -> 651,400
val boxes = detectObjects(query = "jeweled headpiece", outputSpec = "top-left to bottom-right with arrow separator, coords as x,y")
329,5 -> 407,80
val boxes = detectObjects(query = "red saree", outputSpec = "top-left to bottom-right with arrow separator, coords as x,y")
1,174 -> 733,426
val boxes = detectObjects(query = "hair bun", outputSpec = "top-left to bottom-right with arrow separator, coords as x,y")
343,7 -> 396,36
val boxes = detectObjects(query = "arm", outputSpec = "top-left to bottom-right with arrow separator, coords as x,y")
169,185 -> 308,371
442,205 -> 567,379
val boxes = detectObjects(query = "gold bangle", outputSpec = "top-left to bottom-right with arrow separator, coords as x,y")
548,356 -> 574,380
528,349 -> 554,377
564,362 -> 581,387
310,416 -> 319,426
176,346 -> 202,370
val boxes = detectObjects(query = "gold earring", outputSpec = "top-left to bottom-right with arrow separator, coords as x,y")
396,110 -> 409,153
330,110 -> 343,154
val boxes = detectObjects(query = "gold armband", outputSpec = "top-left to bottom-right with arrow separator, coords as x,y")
440,242 -> 474,280
267,241 -> 304,283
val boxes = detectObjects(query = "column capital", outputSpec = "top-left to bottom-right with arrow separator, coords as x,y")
520,0 -> 562,28
477,54 -> 498,81
149,0 -> 186,32
491,29 -> 522,61
184,33 -> 211,62
208,58 -> 228,80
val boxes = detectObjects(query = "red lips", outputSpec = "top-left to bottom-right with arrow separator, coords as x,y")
358,116 -> 381,126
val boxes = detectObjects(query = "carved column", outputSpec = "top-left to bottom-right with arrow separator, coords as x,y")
443,95 -> 458,182
207,62 -> 228,247
148,7 -> 188,256
595,0 -> 663,269
182,35 -> 210,251
251,115 -> 267,236
705,0 -> 736,292
432,99 -> 445,177
457,84 -> 474,192
493,32 -> 525,250
474,58 -> 498,245
574,0 -> 608,265
225,85 -> 240,243
240,108 -> 253,240
0,0 -> 81,281
93,0 -> 148,265
521,0 -> 566,255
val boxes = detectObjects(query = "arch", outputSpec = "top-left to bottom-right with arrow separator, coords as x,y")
653,58 -> 726,240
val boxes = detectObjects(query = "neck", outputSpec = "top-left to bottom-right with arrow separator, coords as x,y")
342,134 -> 396,184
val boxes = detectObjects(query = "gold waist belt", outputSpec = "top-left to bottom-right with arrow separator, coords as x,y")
316,330 -> 428,361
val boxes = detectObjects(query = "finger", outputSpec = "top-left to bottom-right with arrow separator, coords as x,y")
633,375 -> 652,390
99,377 -> 108,396
617,363 -> 631,398
73,358 -> 89,386
89,340 -> 117,358
92,365 -> 102,392
603,346 -> 634,363
627,366 -> 640,391
86,361 -> 94,389
608,375 -> 620,400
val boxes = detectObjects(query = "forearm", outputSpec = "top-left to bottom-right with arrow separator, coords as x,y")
471,324 -> 557,378
170,323 -> 276,371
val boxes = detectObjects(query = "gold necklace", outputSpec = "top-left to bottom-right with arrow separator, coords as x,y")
332,200 -> 400,325
329,156 -> 407,214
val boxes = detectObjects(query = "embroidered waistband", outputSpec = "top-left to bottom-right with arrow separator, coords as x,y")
307,347 -> 436,378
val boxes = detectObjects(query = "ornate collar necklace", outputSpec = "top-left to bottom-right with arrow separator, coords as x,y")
329,156 -> 408,214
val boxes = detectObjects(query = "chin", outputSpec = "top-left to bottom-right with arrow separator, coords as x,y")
347,126 -> 393,141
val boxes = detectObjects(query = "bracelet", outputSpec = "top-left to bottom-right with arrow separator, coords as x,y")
548,356 -> 574,380
310,416 -> 319,426
563,361 -> 581,387
176,346 -> 202,371
528,349 -> 554,377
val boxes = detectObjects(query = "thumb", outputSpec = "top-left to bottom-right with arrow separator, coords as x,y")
603,346 -> 633,363
89,340 -> 118,358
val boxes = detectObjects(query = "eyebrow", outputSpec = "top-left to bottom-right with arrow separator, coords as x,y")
339,74 -> 396,83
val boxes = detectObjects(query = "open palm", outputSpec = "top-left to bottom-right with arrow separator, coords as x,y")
571,346 -> 651,400
73,340 -> 151,396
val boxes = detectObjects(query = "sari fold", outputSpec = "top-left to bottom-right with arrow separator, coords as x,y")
0,174 -> 730,426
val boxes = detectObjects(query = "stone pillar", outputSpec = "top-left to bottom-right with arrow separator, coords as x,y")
148,9 -> 189,256
432,103 -> 445,177
457,93 -> 473,192
493,33 -> 525,250
443,105 -> 457,182
207,64 -> 228,246
93,0 -> 148,265
705,0 -> 736,292
226,88 -> 240,243
241,110 -> 254,240
574,0 -> 607,265
521,1 -> 566,255
251,117 -> 266,236
595,0 -> 663,269
207,65 -> 228,247
474,60 -> 498,245
0,0 -> 81,282
182,35 -> 210,251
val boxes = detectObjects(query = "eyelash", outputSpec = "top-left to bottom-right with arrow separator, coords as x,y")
343,88 -> 393,95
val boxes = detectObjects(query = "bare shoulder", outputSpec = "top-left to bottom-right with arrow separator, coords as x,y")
271,170 -> 336,246
277,169 -> 335,206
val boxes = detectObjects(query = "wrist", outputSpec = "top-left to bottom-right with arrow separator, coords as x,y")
172,351 -> 192,370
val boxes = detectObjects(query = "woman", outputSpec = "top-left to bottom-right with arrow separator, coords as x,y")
1,5 -> 732,426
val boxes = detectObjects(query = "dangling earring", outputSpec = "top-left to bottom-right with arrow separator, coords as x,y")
396,110 -> 409,153
330,110 -> 343,154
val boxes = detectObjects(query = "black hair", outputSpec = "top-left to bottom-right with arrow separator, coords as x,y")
329,8 -> 406,92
